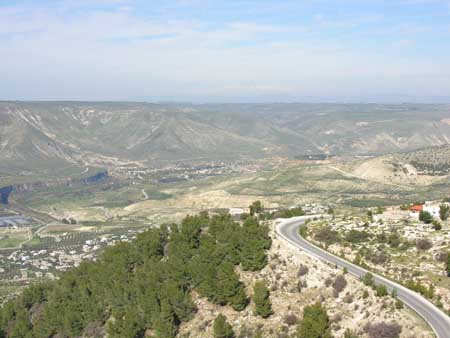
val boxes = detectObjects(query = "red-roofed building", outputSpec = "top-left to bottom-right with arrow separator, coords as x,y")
410,204 -> 423,213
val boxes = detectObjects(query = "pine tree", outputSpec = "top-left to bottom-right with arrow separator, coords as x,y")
213,314 -> 235,338
297,303 -> 332,338
229,283 -> 249,312
253,281 -> 273,318
107,307 -> 144,338
160,279 -> 196,322
240,239 -> 268,271
216,262 -> 248,310
0,211 -> 273,337
240,217 -> 271,271
249,201 -> 263,216
9,308 -> 32,338
155,300 -> 176,338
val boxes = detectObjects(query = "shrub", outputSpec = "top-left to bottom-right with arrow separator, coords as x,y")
365,322 -> 402,338
432,220 -> 442,230
343,293 -> 354,303
330,313 -> 342,323
395,299 -> 404,309
369,251 -> 389,265
272,207 -> 305,219
436,251 -> 448,262
299,225 -> 308,238
298,265 -> 309,277
237,325 -> 253,338
314,226 -> 340,246
404,280 -> 434,299
214,314 -> 235,338
387,232 -> 401,248
344,329 -> 359,338
376,206 -> 385,214
362,272 -> 374,287
419,211 -> 433,224
345,230 -> 371,243
254,328 -> 263,338
283,314 -> 298,326
416,238 -> 432,251
376,285 -> 388,297
332,275 -> 347,296
391,288 -> 397,298
297,280 -> 307,292
439,204 -> 450,221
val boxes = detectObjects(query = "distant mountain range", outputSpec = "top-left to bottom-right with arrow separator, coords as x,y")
1,102 -> 450,173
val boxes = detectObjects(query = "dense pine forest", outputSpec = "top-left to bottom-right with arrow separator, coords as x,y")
0,212 -> 271,338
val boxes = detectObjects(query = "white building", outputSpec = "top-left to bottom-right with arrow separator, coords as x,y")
423,201 -> 440,218
229,207 -> 250,216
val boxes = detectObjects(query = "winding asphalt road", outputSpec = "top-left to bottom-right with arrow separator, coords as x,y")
276,216 -> 450,338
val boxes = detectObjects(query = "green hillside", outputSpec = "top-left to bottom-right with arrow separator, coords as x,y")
0,212 -> 270,338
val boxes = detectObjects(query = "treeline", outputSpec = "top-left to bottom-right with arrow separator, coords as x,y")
248,201 -> 305,220
0,212 -> 271,338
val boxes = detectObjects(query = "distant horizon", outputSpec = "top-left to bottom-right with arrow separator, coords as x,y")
2,1 -> 450,102
2,97 -> 450,105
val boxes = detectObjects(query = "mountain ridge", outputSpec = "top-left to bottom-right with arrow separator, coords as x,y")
2,102 -> 450,173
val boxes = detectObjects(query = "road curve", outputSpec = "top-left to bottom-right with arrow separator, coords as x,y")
276,216 -> 450,338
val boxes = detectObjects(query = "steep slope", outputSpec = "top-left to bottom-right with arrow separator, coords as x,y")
127,114 -> 271,161
335,143 -> 450,187
267,103 -> 450,155
0,102 -> 276,167
0,107 -> 77,172
2,102 -> 450,174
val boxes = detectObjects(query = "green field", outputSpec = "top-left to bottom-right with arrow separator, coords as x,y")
0,236 -> 27,249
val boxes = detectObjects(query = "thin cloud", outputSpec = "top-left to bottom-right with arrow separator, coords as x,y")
0,0 -> 449,101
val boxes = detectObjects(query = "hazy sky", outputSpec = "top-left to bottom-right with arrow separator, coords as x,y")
1,0 -> 450,102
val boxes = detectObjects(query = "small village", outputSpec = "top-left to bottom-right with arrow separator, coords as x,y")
112,160 -> 255,184
0,202 -> 332,302
0,227 -> 145,302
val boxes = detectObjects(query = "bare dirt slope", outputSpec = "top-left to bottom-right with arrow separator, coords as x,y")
350,156 -> 439,186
